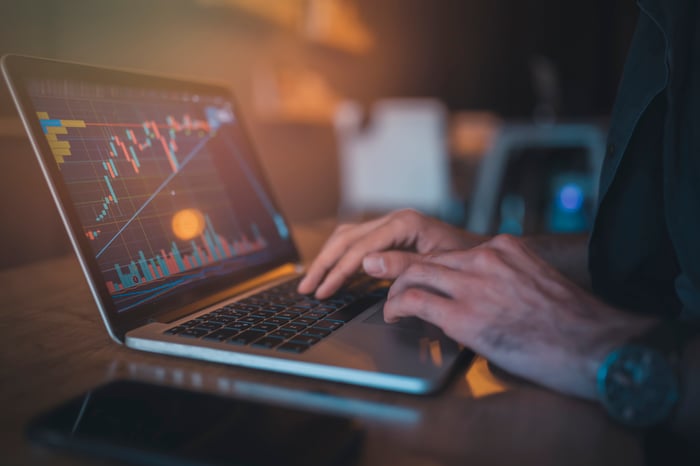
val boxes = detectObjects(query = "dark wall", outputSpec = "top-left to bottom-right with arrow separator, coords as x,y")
352,0 -> 638,117
0,0 -> 640,116
0,0 -> 638,269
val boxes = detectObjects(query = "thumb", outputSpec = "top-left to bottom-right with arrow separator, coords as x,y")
362,251 -> 423,278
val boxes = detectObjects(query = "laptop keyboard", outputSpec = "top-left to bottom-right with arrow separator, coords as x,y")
163,277 -> 387,354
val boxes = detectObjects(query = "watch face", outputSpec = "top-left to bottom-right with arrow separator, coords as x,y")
597,345 -> 679,427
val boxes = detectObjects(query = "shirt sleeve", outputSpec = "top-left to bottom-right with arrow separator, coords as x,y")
676,274 -> 700,324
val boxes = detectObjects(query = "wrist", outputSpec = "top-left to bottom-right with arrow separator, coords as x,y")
575,313 -> 657,401
594,318 -> 681,427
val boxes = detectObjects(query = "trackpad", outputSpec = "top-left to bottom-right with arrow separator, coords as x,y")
363,309 -> 431,332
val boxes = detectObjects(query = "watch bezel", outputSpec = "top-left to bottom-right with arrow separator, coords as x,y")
597,344 -> 679,428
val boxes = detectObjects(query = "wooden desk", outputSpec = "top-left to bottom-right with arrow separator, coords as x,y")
0,224 -> 644,466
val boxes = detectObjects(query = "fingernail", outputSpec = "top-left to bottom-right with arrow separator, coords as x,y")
363,256 -> 385,275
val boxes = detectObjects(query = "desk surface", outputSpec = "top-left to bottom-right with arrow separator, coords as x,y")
0,222 -> 644,466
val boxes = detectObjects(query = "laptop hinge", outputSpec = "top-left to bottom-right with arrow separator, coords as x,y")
154,263 -> 300,324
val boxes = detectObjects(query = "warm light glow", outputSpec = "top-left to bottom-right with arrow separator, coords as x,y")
172,208 -> 206,240
464,358 -> 510,398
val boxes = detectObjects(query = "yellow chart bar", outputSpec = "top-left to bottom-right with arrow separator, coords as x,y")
36,112 -> 49,119
52,148 -> 71,157
49,141 -> 71,149
60,120 -> 86,128
47,126 -> 68,134
46,134 -> 58,142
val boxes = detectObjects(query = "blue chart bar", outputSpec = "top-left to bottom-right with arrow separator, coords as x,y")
104,176 -> 118,203
128,146 -> 141,168
109,159 -> 118,176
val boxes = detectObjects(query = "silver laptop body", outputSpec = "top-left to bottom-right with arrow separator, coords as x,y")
2,55 -> 466,394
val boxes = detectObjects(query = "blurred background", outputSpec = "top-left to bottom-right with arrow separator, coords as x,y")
0,0 -> 638,269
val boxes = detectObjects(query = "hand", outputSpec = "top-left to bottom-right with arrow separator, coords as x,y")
298,209 -> 487,298
374,234 -> 657,400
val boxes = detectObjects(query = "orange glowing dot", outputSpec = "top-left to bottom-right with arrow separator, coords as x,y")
172,208 -> 205,240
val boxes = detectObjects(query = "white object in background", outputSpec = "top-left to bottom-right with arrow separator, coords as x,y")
334,99 -> 450,218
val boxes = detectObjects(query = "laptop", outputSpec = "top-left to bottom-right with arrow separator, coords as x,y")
2,55 -> 467,394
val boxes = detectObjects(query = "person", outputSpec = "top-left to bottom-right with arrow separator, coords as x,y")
298,0 -> 699,454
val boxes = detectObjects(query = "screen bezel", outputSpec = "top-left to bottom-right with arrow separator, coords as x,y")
2,54 -> 300,341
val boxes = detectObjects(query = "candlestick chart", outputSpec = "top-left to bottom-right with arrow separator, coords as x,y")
28,80 -> 291,312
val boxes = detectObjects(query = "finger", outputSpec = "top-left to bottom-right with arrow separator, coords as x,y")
298,216 -> 390,294
386,262 -> 474,301
362,251 -> 423,278
418,250 -> 472,270
383,287 -> 455,328
312,215 -> 424,298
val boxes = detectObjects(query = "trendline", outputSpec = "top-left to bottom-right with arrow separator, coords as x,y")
95,135 -> 212,259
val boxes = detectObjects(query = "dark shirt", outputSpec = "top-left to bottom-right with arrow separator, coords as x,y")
589,0 -> 700,323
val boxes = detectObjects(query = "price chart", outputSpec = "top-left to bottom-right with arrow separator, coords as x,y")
28,79 -> 290,312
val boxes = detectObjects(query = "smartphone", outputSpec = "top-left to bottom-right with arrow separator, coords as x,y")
26,380 -> 364,466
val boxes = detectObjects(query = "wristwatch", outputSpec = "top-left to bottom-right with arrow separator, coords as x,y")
596,323 -> 681,428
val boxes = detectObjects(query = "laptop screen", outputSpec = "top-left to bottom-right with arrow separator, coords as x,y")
24,77 -> 295,314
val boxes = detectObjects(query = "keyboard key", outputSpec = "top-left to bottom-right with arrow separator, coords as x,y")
303,327 -> 332,338
182,319 -> 204,328
196,322 -> 223,331
224,322 -> 252,331
239,316 -> 263,324
317,303 -> 343,311
252,323 -> 278,333
263,304 -> 286,311
251,310 -> 276,318
314,320 -> 343,331
208,316 -> 236,325
294,317 -> 318,326
178,328 -> 209,338
306,311 -> 329,319
283,322 -> 308,332
266,317 -> 290,326
228,330 -> 265,345
239,297 -> 264,305
271,299 -> 296,306
278,311 -> 301,320
164,326 -> 187,335
270,329 -> 296,339
289,302 -> 313,309
231,304 -> 260,312
288,306 -> 312,313
251,336 -> 285,349
289,335 -> 320,346
203,329 -> 238,342
277,342 -> 310,354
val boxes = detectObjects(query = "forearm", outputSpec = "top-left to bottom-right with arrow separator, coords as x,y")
522,233 -> 590,288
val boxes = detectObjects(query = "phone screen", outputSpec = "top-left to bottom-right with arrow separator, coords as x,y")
27,380 -> 363,466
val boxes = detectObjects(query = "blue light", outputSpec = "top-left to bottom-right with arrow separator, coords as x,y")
558,183 -> 584,212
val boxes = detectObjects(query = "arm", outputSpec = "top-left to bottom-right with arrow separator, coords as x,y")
369,234 -> 698,441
